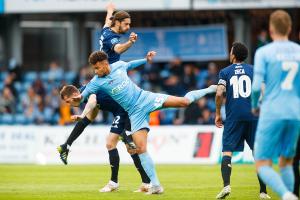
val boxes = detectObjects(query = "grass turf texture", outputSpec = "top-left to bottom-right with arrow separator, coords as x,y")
0,164 -> 280,200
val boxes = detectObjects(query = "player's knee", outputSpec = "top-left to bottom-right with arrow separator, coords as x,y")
136,145 -> 147,154
106,142 -> 116,150
279,157 -> 293,168
181,98 -> 190,107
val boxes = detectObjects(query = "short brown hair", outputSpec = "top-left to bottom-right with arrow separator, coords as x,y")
110,10 -> 130,27
88,51 -> 108,65
270,10 -> 292,36
60,85 -> 78,99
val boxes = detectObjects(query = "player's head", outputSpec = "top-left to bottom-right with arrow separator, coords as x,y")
60,85 -> 81,107
269,10 -> 292,39
110,11 -> 131,34
89,51 -> 111,77
230,42 -> 248,64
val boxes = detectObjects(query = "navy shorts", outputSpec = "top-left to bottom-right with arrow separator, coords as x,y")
110,113 -> 131,135
222,120 -> 257,152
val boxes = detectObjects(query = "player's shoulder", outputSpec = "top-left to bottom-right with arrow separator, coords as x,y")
111,60 -> 126,67
220,64 -> 235,73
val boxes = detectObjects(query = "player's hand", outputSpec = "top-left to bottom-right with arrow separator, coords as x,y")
106,2 -> 115,12
146,51 -> 156,63
129,32 -> 138,43
71,115 -> 84,122
251,108 -> 260,116
215,115 -> 223,128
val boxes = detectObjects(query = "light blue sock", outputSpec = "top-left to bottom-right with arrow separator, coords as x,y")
280,166 -> 294,192
258,166 -> 289,197
139,152 -> 160,186
184,87 -> 213,103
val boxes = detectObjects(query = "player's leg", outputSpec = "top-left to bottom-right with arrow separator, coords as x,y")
121,131 -> 151,192
246,120 -> 270,199
100,132 -> 120,192
279,121 -> 300,197
57,108 -> 98,165
216,121 -> 244,199
131,129 -> 163,194
255,119 -> 297,199
162,85 -> 217,108
293,136 -> 300,197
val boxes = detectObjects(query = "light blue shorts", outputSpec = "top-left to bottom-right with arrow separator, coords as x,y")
254,119 -> 300,160
128,91 -> 169,133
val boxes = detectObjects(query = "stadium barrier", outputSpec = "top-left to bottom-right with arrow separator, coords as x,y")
0,125 -> 254,164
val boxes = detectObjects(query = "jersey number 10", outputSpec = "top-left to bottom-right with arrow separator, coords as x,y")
230,75 -> 251,99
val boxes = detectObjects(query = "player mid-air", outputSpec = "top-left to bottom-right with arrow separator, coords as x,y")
252,10 -> 300,200
61,50 -> 217,194
58,86 -> 151,192
215,42 -> 269,199
100,2 -> 137,64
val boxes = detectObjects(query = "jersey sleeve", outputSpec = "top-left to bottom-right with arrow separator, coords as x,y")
218,69 -> 227,87
124,59 -> 147,71
80,77 -> 99,102
103,35 -> 120,51
252,48 -> 266,108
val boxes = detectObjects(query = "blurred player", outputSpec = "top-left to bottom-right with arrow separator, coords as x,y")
215,42 -> 269,199
58,86 -> 151,193
100,2 -> 137,64
252,10 -> 300,200
63,50 -> 217,194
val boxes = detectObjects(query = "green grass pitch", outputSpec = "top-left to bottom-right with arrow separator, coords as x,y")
0,164 -> 280,200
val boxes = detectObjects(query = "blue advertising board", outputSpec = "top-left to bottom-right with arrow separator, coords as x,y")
93,25 -> 228,62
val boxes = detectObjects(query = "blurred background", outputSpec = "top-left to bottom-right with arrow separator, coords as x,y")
0,0 -> 299,126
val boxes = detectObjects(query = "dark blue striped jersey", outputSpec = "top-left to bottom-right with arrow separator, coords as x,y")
80,86 -> 126,116
218,63 -> 257,121
99,27 -> 121,64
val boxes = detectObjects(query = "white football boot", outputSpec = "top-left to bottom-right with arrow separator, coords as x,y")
216,185 -> 231,199
99,180 -> 119,193
133,183 -> 151,193
145,185 -> 164,195
260,192 -> 271,199
282,192 -> 298,200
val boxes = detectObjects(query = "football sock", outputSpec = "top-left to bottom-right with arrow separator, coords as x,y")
280,166 -> 295,192
293,157 -> 299,197
221,156 -> 232,187
258,166 -> 289,197
184,87 -> 214,103
139,152 -> 160,186
108,148 -> 120,183
131,153 -> 151,184
66,117 -> 91,146
257,174 -> 267,193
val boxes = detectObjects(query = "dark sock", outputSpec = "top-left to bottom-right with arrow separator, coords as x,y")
66,117 -> 91,146
257,174 -> 267,193
108,148 -> 119,183
221,155 -> 232,187
293,157 -> 299,197
131,153 -> 151,184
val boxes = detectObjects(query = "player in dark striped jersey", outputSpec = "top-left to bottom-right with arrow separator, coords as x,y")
99,2 -> 137,64
58,85 -> 150,193
215,42 -> 269,199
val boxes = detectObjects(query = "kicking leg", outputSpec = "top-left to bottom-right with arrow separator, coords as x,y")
163,85 -> 217,108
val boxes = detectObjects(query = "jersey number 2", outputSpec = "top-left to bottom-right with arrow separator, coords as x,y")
230,75 -> 251,98
281,61 -> 299,90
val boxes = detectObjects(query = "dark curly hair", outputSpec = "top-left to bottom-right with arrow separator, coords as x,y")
88,51 -> 108,65
231,42 -> 248,62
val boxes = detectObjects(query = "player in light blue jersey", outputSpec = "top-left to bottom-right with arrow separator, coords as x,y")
65,50 -> 216,194
252,10 -> 300,200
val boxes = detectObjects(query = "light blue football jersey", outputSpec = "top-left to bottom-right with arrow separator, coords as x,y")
252,40 -> 300,120
81,59 -> 147,115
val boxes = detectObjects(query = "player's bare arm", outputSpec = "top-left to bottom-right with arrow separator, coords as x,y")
71,94 -> 97,121
103,2 -> 115,28
215,84 -> 226,128
114,32 -> 138,54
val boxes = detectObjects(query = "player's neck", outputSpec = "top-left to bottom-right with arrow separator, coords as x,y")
272,34 -> 289,41
111,27 -> 120,34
